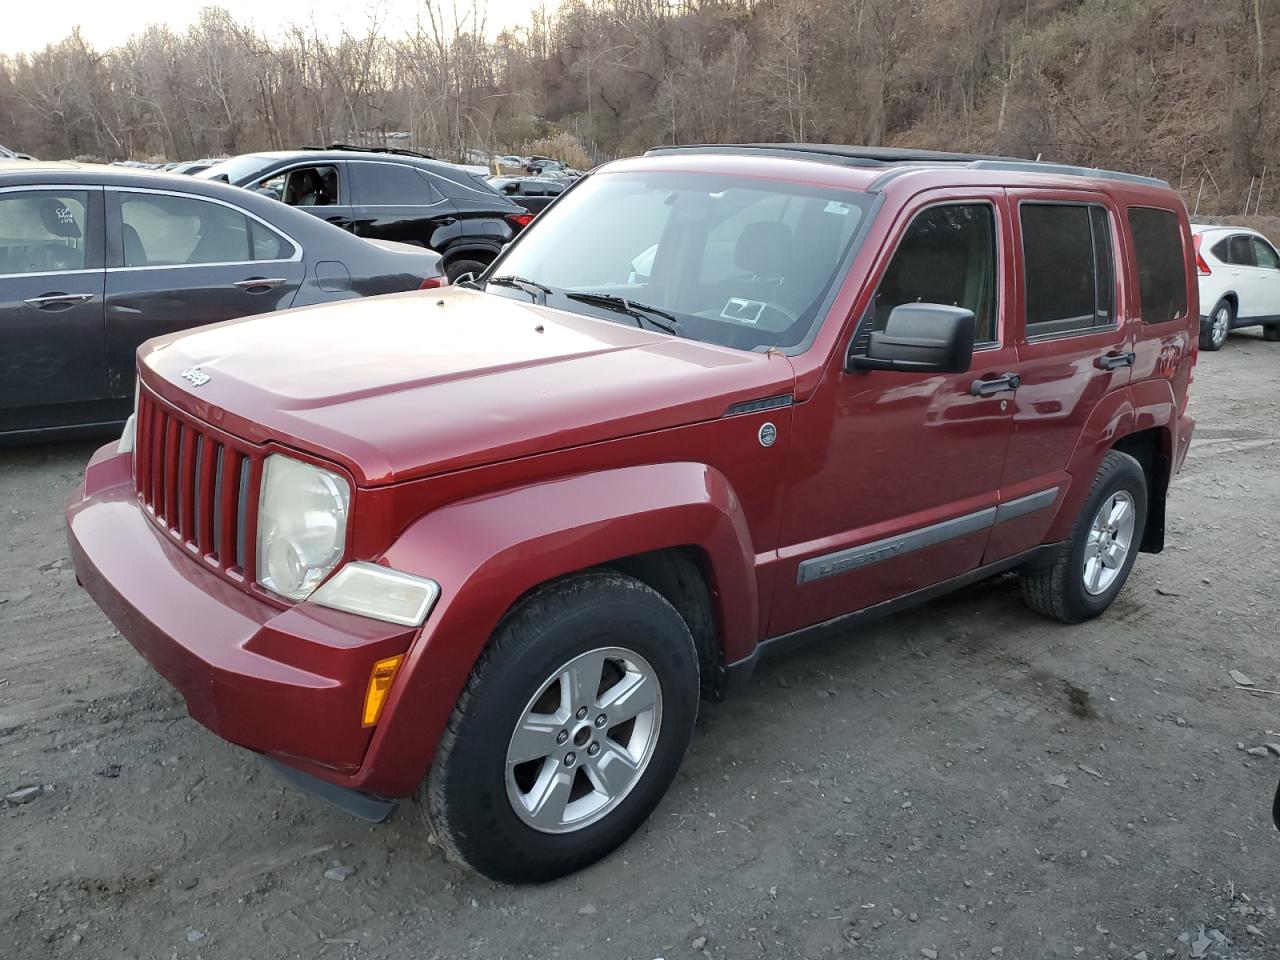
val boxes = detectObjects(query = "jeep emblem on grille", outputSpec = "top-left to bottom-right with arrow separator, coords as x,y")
180,367 -> 210,387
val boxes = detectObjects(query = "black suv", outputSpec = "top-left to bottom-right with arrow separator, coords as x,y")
200,146 -> 531,282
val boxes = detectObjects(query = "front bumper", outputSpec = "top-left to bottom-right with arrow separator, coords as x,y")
67,443 -> 417,787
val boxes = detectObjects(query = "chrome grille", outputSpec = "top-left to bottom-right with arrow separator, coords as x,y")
135,387 -> 261,580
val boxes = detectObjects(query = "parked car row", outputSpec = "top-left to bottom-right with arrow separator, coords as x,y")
1,159 -> 444,441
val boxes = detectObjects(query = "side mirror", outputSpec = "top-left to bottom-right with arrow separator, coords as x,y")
255,186 -> 282,202
847,303 -> 977,374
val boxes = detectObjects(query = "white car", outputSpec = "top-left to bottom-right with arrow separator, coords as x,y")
1191,223 -> 1280,350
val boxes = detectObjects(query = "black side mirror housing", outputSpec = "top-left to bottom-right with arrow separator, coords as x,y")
847,303 -> 977,374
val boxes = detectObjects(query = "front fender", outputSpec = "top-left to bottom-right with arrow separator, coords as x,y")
354,461 -> 758,796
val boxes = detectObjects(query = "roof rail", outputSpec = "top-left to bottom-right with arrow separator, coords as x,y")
301,143 -> 435,160
644,143 -> 1168,188
965,159 -> 1168,188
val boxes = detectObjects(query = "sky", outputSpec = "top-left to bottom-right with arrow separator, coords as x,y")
1,0 -> 553,56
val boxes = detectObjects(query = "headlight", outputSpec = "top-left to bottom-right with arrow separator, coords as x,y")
309,562 -> 440,626
256,454 -> 350,601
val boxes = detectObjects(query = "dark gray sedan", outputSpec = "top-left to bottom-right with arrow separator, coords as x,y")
1,161 -> 443,441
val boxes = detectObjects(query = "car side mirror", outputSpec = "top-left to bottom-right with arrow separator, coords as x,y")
846,303 -> 977,374
255,186 -> 282,202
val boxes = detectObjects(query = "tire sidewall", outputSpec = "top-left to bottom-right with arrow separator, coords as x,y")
1064,454 -> 1148,619
432,576 -> 699,882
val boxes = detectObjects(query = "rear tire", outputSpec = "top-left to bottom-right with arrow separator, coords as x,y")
445,258 -> 488,284
1020,451 -> 1147,624
422,572 -> 699,883
1200,298 -> 1233,351
1263,324 -> 1280,342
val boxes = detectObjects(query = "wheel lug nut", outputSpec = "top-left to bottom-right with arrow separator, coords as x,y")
575,707 -> 588,720
564,752 -> 576,767
587,742 -> 600,757
594,714 -> 607,728
556,730 -> 568,745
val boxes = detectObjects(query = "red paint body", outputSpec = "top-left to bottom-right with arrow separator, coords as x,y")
68,154 -> 1198,798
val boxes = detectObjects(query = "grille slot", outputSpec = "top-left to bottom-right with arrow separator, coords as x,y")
134,387 -> 261,581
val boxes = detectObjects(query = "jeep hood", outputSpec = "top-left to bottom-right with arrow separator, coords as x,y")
138,287 -> 796,486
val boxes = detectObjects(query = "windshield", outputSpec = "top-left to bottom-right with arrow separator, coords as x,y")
489,170 -> 872,353
196,154 -> 275,184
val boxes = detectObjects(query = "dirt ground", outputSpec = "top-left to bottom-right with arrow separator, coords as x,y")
3,330 -> 1279,960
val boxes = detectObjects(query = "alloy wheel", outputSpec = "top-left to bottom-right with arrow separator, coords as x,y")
1083,490 -> 1136,595
1212,305 -> 1231,347
505,646 -> 662,833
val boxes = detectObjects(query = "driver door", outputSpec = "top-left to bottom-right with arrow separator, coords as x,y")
769,190 -> 1018,636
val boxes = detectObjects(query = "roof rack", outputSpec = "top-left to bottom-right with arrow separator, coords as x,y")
644,143 -> 1168,188
301,143 -> 435,160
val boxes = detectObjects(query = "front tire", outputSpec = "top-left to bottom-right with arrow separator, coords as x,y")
423,572 -> 699,883
1020,451 -> 1148,624
1200,298 -> 1233,351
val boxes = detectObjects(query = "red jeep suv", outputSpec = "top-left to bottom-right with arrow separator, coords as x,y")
68,144 -> 1197,883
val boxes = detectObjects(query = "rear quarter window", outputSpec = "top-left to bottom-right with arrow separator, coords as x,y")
1127,207 -> 1188,324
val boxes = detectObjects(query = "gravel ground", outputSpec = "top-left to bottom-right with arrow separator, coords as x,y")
2,329 -> 1279,960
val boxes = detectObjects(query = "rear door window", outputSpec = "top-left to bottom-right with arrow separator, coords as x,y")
1127,207 -> 1189,325
120,193 -> 291,266
1021,203 -> 1115,337
873,203 -> 998,342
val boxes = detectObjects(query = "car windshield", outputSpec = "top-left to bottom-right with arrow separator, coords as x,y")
196,154 -> 275,184
490,170 -> 872,353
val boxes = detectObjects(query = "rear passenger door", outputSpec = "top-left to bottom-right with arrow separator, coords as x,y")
349,161 -> 457,248
985,192 -> 1131,564
104,189 -> 305,401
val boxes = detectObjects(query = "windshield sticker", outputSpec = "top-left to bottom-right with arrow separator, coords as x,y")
721,297 -> 767,325
824,201 -> 851,215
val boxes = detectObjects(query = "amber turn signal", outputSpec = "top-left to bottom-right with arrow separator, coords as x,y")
362,655 -> 404,727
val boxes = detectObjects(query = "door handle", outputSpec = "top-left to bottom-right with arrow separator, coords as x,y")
325,215 -> 353,229
437,217 -> 457,226
233,277 -> 288,292
969,373 -> 1020,397
24,292 -> 95,309
1096,351 -> 1136,370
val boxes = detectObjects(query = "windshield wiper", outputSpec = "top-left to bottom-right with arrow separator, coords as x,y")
487,275 -> 552,303
564,291 -> 682,336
